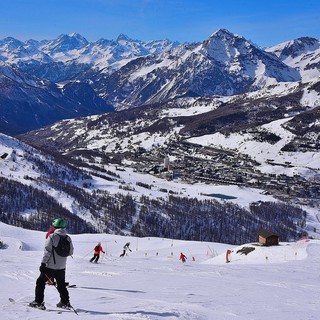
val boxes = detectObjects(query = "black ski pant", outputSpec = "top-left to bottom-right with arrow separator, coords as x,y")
35,268 -> 69,304
90,253 -> 100,263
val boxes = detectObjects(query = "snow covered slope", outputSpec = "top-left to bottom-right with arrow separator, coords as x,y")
0,222 -> 319,320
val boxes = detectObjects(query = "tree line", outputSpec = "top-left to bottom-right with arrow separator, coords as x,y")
0,176 -> 306,244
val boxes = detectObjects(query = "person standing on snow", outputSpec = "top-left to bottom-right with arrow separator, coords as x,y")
179,252 -> 187,263
120,242 -> 132,257
30,218 -> 74,310
90,242 -> 105,263
45,222 -> 69,286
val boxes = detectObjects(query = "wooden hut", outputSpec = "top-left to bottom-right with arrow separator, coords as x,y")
258,229 -> 279,246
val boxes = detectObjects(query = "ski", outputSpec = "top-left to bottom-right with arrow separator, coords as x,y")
9,298 -> 47,312
9,298 -> 78,315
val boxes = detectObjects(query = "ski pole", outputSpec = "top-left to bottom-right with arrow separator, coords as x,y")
83,249 -> 94,258
44,273 -> 78,316
207,245 -> 214,257
188,249 -> 195,261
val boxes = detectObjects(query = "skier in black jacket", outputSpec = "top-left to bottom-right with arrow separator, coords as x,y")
120,242 -> 132,257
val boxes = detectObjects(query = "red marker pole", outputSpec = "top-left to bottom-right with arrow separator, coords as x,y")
226,249 -> 231,263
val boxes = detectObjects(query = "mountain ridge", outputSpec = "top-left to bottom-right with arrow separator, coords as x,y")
0,28 -> 319,135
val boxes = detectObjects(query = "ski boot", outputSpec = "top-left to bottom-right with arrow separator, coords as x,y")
56,301 -> 72,309
29,301 -> 46,310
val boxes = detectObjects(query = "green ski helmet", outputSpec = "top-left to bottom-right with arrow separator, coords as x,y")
52,218 -> 66,228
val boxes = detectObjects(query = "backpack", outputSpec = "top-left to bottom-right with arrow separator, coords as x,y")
53,235 -> 71,257
94,245 -> 100,252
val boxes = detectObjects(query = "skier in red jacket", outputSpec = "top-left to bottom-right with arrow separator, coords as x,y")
90,242 -> 105,263
179,252 -> 187,263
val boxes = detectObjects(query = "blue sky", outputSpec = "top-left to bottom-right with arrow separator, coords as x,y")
1,0 -> 319,47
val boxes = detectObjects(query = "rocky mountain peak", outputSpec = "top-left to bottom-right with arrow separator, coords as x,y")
201,28 -> 248,61
206,28 -> 243,44
268,36 -> 320,60
211,28 -> 235,38
0,37 -> 24,51
116,34 -> 134,42
43,32 -> 89,53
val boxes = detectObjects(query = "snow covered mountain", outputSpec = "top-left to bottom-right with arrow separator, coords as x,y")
18,77 -> 320,223
41,32 -> 89,55
0,32 -> 179,80
266,36 -> 320,81
0,29 -> 319,135
92,29 -> 301,106
0,61 -> 114,134
20,77 -> 320,174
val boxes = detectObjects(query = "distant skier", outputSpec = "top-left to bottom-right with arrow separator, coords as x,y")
179,252 -> 187,263
90,242 -> 105,263
120,242 -> 132,257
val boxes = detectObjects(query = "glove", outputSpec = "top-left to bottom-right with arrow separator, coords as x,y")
39,263 -> 47,273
